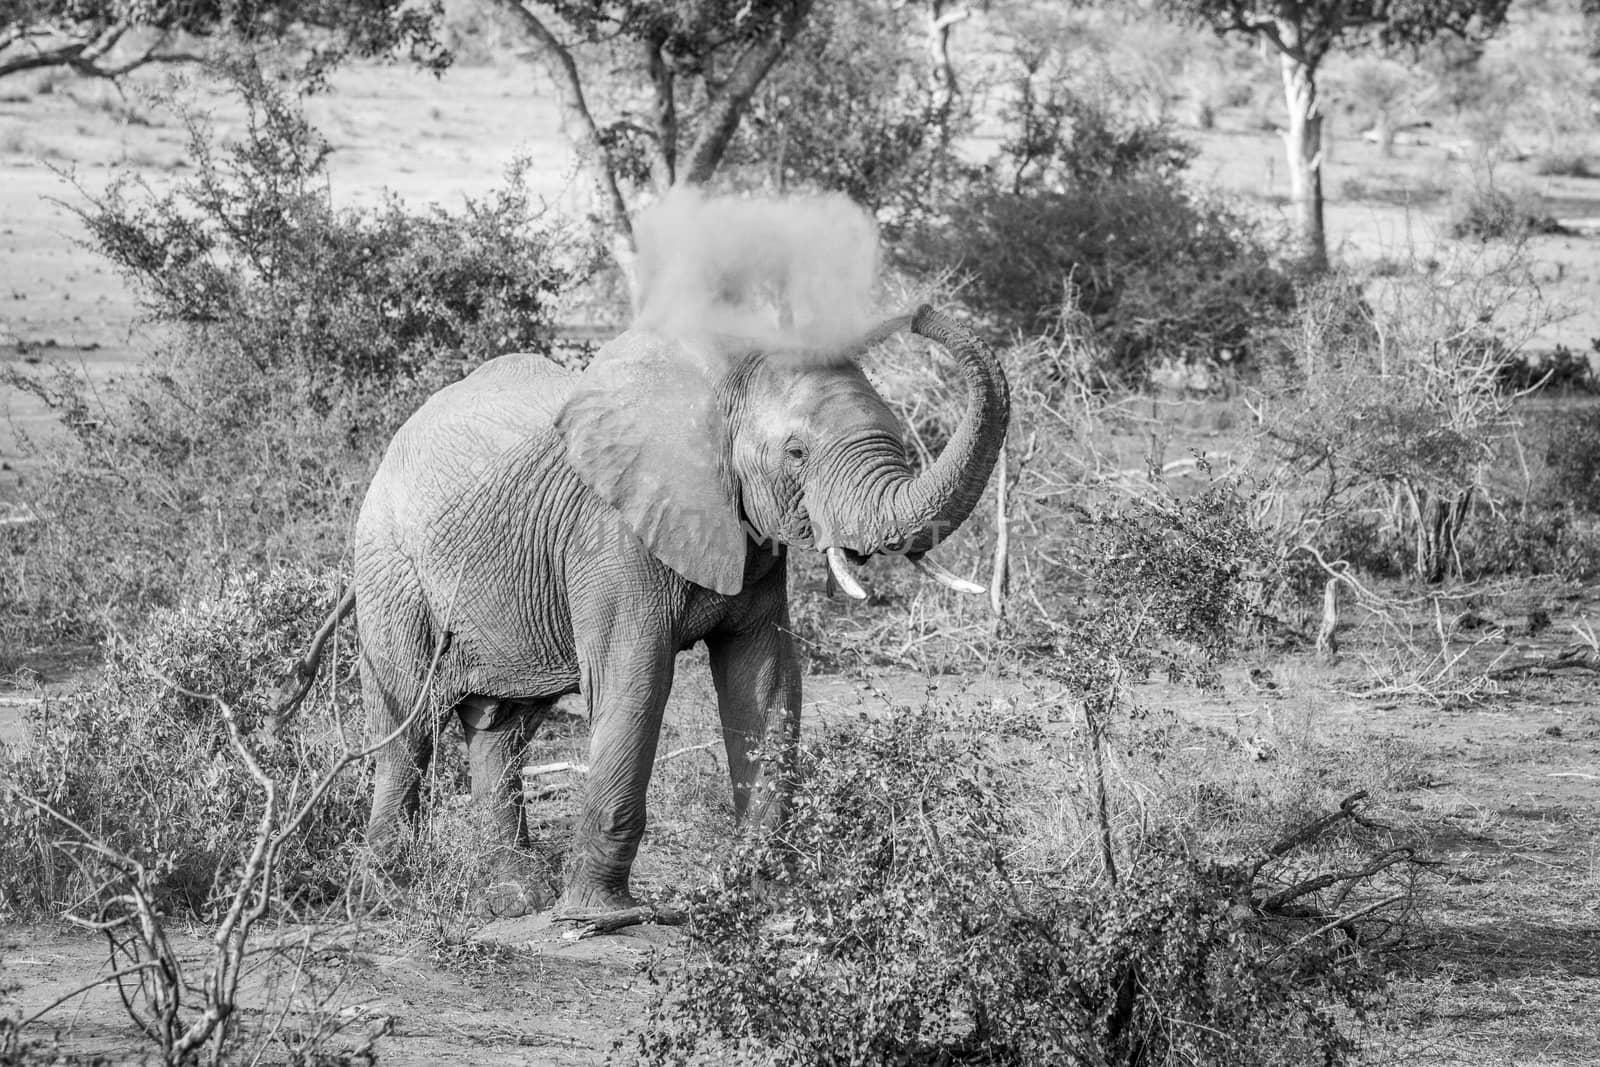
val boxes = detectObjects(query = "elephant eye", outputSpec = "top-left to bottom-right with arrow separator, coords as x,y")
784,441 -> 808,464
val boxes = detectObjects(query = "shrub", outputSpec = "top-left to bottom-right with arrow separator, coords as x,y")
729,0 -> 955,223
898,181 -> 1294,382
0,567 -> 368,919
0,59 -> 587,647
1455,505 -> 1600,580
634,701 -> 1388,1067
73,59 -> 584,417
636,466 -> 1402,1066
1533,151 -> 1594,178
1254,257 -> 1551,583
1539,407 -> 1600,513
1447,186 -> 1565,241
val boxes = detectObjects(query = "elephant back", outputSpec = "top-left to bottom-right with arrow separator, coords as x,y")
360,353 -> 577,540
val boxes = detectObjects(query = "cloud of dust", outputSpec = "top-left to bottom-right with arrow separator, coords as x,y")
631,188 -> 893,358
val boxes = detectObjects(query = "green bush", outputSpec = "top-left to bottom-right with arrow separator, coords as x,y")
0,60 -> 586,647
0,567 -> 368,919
899,180 -> 1294,381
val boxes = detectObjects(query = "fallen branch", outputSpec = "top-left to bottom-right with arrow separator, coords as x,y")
1247,791 -> 1376,880
1485,646 -> 1600,681
558,905 -> 687,940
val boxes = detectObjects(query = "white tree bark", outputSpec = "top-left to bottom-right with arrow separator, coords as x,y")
1277,26 -> 1328,272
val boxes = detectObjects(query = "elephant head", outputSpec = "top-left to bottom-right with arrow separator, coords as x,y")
556,304 -> 1010,596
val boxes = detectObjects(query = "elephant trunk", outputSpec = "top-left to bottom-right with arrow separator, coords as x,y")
881,305 -> 1011,557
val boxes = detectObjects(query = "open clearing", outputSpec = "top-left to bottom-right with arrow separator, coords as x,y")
3,54 -> 1600,1065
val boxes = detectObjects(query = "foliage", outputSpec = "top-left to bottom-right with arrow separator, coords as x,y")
0,567 -> 368,920
73,59 -> 581,411
635,463 -> 1398,1066
0,60 -> 583,646
728,0 -> 952,222
507,0 -> 818,265
634,700 -> 1387,1067
900,181 -> 1294,381
997,44 -> 1194,194
1454,505 -> 1600,581
1150,0 -> 1512,67
1447,185 -> 1564,241
1253,254 -> 1548,583
1538,406 -> 1600,513
0,0 -> 448,81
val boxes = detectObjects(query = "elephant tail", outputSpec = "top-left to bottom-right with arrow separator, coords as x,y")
266,587 -> 357,732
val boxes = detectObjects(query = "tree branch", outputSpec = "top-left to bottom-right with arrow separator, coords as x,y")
496,0 -> 635,257
681,0 -> 816,185
643,29 -> 677,191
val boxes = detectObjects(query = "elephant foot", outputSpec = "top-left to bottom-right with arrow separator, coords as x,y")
471,850 -> 559,920
472,880 -> 555,920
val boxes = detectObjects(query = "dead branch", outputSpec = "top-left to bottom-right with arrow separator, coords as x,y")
558,905 -> 687,940
1247,791 -> 1374,880
1485,645 -> 1600,680
1259,848 -> 1424,913
268,587 -> 355,727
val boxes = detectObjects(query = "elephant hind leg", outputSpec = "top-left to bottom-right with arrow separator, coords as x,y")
456,695 -> 551,848
360,594 -> 443,869
458,695 -> 559,918
366,726 -> 435,870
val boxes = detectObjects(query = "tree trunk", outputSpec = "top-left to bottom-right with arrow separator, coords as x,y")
498,0 -> 638,290
680,0 -> 816,185
1279,47 -> 1328,273
1375,110 -> 1396,158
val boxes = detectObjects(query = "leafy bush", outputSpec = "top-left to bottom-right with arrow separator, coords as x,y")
0,60 -> 586,647
74,59 -> 583,417
1447,186 -> 1564,241
1532,151 -> 1594,178
730,0 -> 953,222
899,181 -> 1294,381
1539,407 -> 1600,512
635,702 -> 1387,1067
1455,505 -> 1600,580
0,567 -> 368,919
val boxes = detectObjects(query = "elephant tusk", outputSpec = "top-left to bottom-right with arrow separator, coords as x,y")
911,555 -> 986,596
826,547 -> 869,600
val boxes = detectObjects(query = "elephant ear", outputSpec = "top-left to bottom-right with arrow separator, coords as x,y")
556,331 -> 749,596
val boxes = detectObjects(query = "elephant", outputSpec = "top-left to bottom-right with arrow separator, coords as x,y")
348,303 -> 1009,920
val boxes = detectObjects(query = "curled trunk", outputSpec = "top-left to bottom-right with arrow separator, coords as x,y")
881,306 -> 1010,555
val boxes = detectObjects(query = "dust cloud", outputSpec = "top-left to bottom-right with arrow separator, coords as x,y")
631,188 -> 898,358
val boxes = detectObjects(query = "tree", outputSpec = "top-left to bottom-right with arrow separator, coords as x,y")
1150,0 -> 1511,271
0,0 -> 447,81
488,0 -> 818,284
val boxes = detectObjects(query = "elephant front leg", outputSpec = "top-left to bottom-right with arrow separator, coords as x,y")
554,634 -> 677,920
708,605 -> 802,832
